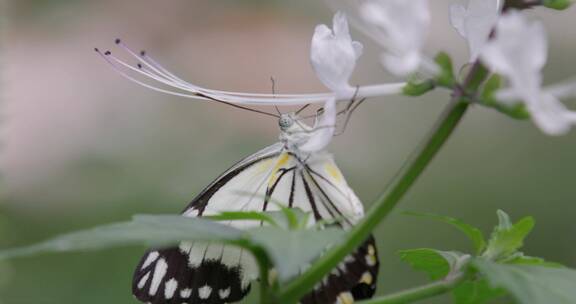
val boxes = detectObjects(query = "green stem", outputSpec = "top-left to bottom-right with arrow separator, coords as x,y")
357,275 -> 464,304
279,60 -> 485,303
241,243 -> 274,304
257,253 -> 271,303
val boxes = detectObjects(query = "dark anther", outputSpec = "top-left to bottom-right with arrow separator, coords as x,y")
140,50 -> 146,56
137,63 -> 143,69
104,51 -> 111,55
94,47 -> 100,52
114,38 -> 121,44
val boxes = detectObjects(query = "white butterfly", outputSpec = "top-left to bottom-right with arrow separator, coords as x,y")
132,108 -> 379,304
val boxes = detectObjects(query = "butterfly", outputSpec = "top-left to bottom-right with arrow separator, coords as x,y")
130,103 -> 379,304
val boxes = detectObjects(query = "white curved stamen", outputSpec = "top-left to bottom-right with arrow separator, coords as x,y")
117,40 -> 338,99
107,53 -> 325,106
96,41 -> 405,106
115,41 -> 202,90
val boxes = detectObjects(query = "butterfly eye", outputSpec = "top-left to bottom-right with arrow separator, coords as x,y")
278,115 -> 294,130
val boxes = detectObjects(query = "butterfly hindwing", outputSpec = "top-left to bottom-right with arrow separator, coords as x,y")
132,144 -> 380,304
132,247 -> 250,304
301,235 -> 379,304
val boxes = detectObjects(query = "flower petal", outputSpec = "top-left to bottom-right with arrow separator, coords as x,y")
481,11 -> 547,78
310,12 -> 361,95
298,98 -> 337,153
450,0 -> 502,61
481,12 -> 547,104
545,80 -> 576,100
528,93 -> 574,135
381,51 -> 421,77
449,4 -> 467,38
481,12 -> 576,135
359,0 -> 431,76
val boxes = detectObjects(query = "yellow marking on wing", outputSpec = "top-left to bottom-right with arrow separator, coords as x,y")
337,292 -> 355,304
267,153 -> 291,188
324,163 -> 343,182
255,159 -> 274,174
360,272 -> 373,285
368,244 -> 376,256
276,153 -> 291,168
365,254 -> 377,267
365,244 -> 377,266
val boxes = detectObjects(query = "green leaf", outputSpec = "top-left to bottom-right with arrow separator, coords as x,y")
399,248 -> 469,280
481,74 -> 502,101
403,211 -> 486,254
434,52 -> 455,87
0,215 -> 243,259
453,279 -> 505,304
249,227 -> 344,281
231,192 -> 309,230
474,259 -> 576,304
496,209 -> 513,230
505,253 -> 564,268
543,0 -> 572,10
206,211 -> 279,227
0,214 -> 344,284
483,210 -> 535,261
275,205 -> 309,230
492,103 -> 531,120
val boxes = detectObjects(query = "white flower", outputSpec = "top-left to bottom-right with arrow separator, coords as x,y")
450,0 -> 503,61
95,23 -> 403,152
481,12 -> 576,135
298,97 -> 337,153
359,0 -> 432,76
308,12 -> 362,151
310,12 -> 363,96
95,29 -> 406,153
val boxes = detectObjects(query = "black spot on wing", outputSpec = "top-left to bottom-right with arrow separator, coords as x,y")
300,235 -> 379,304
132,247 -> 250,304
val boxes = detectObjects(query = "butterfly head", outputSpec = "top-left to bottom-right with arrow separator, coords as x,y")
278,113 -> 296,131
278,113 -> 311,152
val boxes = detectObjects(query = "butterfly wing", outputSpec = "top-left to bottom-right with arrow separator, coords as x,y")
132,144 -> 379,304
133,143 -> 285,304
298,153 -> 379,303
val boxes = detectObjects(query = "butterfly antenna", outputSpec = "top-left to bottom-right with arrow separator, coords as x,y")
295,103 -> 310,115
270,76 -> 282,115
335,86 -> 365,136
199,93 -> 281,118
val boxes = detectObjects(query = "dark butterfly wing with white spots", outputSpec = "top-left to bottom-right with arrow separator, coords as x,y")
132,143 -> 380,304
133,248 -> 250,303
300,235 -> 379,304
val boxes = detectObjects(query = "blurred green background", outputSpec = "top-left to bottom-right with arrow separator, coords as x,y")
1,1 -> 575,303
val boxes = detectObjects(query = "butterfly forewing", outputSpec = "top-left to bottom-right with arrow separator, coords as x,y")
132,144 -> 380,304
